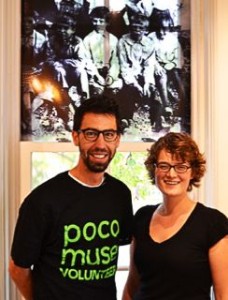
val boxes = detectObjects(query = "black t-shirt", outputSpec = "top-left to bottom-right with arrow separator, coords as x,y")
133,203 -> 228,300
11,172 -> 133,300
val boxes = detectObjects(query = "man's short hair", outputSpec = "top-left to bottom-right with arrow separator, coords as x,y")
129,14 -> 150,28
53,13 -> 77,30
89,6 -> 110,21
73,96 -> 123,133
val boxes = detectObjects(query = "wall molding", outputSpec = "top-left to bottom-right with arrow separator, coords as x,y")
0,0 -> 21,299
191,0 -> 217,206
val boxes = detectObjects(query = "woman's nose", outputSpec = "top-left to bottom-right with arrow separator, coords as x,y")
167,166 -> 177,176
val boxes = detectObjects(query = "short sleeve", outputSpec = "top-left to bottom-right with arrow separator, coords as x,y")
207,208 -> 228,247
133,205 -> 158,236
11,190 -> 49,268
118,187 -> 133,245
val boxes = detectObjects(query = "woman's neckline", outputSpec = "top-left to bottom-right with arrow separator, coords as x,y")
148,202 -> 198,244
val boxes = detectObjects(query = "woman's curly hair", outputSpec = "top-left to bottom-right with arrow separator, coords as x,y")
145,132 -> 206,191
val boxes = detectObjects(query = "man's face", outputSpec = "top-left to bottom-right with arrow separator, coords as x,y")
72,113 -> 120,173
24,16 -> 34,35
57,22 -> 75,43
156,20 -> 170,40
130,22 -> 147,41
92,17 -> 107,33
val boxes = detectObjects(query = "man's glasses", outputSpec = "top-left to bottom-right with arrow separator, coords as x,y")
78,129 -> 119,142
155,162 -> 191,174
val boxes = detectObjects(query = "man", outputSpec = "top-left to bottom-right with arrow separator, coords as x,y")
148,13 -> 185,120
41,13 -> 89,96
9,96 -> 133,300
117,15 -> 162,131
83,6 -> 123,97
21,11 -> 47,135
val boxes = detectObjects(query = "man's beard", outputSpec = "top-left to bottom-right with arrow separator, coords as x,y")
85,159 -> 110,172
81,148 -> 115,173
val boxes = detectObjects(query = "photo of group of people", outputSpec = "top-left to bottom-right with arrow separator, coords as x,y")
21,0 -> 191,142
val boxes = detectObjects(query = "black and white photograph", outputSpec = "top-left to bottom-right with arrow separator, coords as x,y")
21,0 -> 191,142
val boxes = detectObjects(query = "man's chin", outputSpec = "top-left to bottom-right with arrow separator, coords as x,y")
87,162 -> 109,173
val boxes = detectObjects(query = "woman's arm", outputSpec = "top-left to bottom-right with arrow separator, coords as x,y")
209,235 -> 228,300
122,238 -> 140,300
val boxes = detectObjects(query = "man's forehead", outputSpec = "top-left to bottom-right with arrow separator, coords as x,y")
81,113 -> 117,128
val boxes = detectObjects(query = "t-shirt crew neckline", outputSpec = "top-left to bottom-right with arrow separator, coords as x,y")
68,171 -> 105,188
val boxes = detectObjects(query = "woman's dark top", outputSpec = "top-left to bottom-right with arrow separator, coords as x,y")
133,203 -> 228,300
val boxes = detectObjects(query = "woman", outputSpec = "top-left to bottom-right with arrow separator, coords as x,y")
122,132 -> 228,300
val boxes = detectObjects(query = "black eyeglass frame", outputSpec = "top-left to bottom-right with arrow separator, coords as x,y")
154,162 -> 191,174
77,128 -> 119,142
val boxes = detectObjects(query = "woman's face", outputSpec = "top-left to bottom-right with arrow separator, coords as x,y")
155,149 -> 193,198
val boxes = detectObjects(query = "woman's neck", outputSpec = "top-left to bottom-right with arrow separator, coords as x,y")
159,196 -> 195,216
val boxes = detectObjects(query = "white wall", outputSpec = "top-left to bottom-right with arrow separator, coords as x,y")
213,0 -> 228,213
1,0 -> 228,299
197,0 -> 228,214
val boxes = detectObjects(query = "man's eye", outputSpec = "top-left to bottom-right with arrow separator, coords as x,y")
105,131 -> 114,137
86,131 -> 97,137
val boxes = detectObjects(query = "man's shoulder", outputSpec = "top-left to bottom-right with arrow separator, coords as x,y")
104,173 -> 130,191
20,172 -> 71,210
141,35 -> 156,47
83,31 -> 95,42
72,35 -> 83,46
30,171 -> 70,195
118,33 -> 132,44
108,32 -> 119,42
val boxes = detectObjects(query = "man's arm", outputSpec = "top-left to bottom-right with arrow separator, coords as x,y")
9,257 -> 33,300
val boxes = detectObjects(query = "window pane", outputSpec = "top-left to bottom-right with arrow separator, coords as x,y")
32,152 -> 78,189
110,152 -> 162,211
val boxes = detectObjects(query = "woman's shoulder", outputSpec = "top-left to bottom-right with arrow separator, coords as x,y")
196,202 -> 227,220
135,204 -> 159,218
196,202 -> 228,245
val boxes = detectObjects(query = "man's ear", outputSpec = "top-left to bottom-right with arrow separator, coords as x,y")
72,131 -> 79,146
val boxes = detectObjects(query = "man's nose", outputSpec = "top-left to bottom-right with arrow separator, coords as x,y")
95,132 -> 106,144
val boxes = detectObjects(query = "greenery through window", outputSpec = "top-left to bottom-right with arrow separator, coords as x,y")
32,151 -> 162,212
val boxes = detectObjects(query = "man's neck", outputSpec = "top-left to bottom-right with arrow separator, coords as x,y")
69,166 -> 105,187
